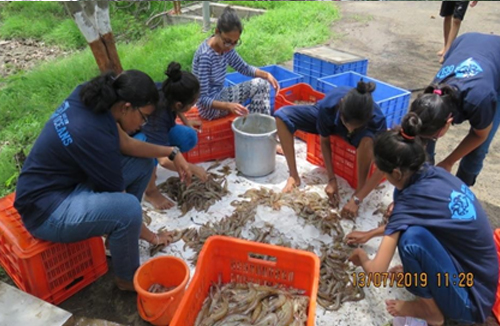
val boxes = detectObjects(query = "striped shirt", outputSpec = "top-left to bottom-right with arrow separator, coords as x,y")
192,38 -> 256,119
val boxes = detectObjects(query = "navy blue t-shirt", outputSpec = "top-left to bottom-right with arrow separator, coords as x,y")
14,85 -> 124,230
316,87 -> 386,147
140,84 -> 177,146
386,164 -> 498,322
434,33 -> 500,130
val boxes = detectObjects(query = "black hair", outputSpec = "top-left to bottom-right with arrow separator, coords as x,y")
162,62 -> 200,112
340,80 -> 376,125
217,6 -> 242,33
374,112 -> 427,174
80,69 -> 159,114
410,84 -> 459,136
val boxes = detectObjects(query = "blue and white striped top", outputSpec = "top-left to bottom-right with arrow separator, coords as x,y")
192,38 -> 256,119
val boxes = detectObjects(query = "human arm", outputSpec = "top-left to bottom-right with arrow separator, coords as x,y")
345,225 -> 385,245
348,232 -> 400,274
320,136 -> 339,207
117,124 -> 192,184
342,168 -> 385,218
178,112 -> 201,132
255,69 -> 280,92
157,157 -> 208,182
437,123 -> 491,171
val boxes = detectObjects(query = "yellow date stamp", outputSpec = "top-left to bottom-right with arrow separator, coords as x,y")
351,272 -> 429,288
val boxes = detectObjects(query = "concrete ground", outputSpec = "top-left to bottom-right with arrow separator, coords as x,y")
1,2 -> 499,325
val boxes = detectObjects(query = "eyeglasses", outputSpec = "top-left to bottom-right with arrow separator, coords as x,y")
221,36 -> 241,48
137,107 -> 149,126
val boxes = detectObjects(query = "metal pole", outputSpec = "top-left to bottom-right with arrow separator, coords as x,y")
202,1 -> 210,32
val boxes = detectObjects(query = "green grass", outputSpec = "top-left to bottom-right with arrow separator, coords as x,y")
220,1 -> 285,10
0,1 -> 339,196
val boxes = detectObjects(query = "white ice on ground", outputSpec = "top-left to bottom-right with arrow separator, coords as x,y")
139,139 -> 415,326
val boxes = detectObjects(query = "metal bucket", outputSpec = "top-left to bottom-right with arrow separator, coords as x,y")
231,114 -> 277,177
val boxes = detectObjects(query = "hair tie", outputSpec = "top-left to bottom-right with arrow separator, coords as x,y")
433,89 -> 442,95
400,128 -> 415,140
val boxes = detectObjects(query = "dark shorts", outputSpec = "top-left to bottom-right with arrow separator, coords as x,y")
274,104 -> 373,148
440,1 -> 469,20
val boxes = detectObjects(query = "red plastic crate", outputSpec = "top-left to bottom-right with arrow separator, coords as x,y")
0,193 -> 108,304
493,229 -> 500,323
170,236 -> 320,326
275,83 -> 325,142
176,107 -> 238,164
306,134 -> 378,189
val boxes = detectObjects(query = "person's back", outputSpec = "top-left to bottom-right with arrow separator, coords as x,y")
15,85 -> 122,231
388,164 -> 498,321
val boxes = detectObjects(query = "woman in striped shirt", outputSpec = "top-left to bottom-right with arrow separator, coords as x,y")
192,6 -> 279,120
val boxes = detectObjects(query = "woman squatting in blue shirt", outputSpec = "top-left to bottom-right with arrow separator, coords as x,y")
192,6 -> 279,120
138,62 -> 209,210
274,81 -> 386,218
411,32 -> 500,187
347,113 -> 498,325
15,70 -> 193,292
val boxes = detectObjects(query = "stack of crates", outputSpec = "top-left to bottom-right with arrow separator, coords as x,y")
225,65 -> 303,112
293,46 -> 368,90
176,107 -> 239,163
317,71 -> 411,128
170,236 -> 320,326
0,193 -> 108,304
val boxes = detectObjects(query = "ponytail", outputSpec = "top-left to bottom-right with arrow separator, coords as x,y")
162,62 -> 200,111
80,70 -> 159,114
340,80 -> 376,125
374,113 -> 426,174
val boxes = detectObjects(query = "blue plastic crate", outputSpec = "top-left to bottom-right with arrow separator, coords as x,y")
225,65 -> 303,112
293,52 -> 368,90
317,72 -> 410,128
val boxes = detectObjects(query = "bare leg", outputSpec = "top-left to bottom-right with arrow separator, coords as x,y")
144,166 -> 174,210
440,17 -> 461,63
386,298 -> 444,326
276,117 -> 300,192
437,16 -> 452,56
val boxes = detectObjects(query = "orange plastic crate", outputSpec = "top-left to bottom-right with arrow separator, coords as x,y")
176,107 -> 238,164
170,236 -> 320,326
306,134 -> 378,189
275,83 -> 325,142
493,229 -> 500,323
0,193 -> 108,304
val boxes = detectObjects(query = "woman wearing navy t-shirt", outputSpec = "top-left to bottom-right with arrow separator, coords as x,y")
274,81 -> 386,218
411,32 -> 500,186
14,70 -> 192,291
347,113 -> 498,324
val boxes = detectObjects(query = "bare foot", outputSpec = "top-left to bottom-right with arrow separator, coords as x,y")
282,176 -> 300,193
115,277 -> 136,292
144,188 -> 174,210
437,48 -> 445,56
276,144 -> 284,155
386,299 -> 444,326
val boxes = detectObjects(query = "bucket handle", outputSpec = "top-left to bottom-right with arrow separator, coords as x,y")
267,134 -> 280,145
137,295 -> 174,322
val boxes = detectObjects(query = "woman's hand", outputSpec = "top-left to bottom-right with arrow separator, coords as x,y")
325,177 -> 340,208
172,152 -> 192,185
155,230 -> 175,246
385,202 -> 394,218
190,163 -> 208,182
226,102 -> 249,116
341,198 -> 359,219
348,248 -> 366,267
266,73 -> 280,92
345,230 -> 373,245
187,119 -> 202,133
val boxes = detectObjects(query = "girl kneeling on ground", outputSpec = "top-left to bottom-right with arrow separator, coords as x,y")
347,113 -> 498,325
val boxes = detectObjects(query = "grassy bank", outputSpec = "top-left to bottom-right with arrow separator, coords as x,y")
0,1 -> 339,196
